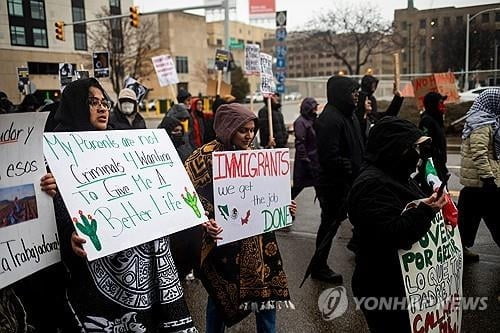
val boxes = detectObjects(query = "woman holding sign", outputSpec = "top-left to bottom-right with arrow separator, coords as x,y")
50,78 -> 198,332
347,117 -> 447,332
184,103 -> 296,332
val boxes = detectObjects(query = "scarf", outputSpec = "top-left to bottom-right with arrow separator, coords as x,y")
462,88 -> 500,159
184,140 -> 293,327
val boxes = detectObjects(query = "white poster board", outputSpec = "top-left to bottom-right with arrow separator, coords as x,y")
245,44 -> 261,75
43,129 -> 205,261
212,149 -> 292,245
152,55 -> 179,87
398,210 -> 463,332
0,113 -> 60,288
259,52 -> 275,95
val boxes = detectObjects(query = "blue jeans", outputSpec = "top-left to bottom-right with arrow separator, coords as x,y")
206,297 -> 276,333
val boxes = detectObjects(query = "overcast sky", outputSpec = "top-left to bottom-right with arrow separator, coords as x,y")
134,0 -> 498,30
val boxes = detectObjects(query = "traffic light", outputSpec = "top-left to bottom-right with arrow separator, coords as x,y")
55,21 -> 65,41
129,6 -> 139,28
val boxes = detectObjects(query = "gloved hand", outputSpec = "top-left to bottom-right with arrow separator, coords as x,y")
481,177 -> 497,191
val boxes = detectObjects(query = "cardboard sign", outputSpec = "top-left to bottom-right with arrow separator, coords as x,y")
0,113 -> 60,288
124,76 -> 148,103
59,63 -> 74,90
215,49 -> 230,71
212,149 -> 292,245
259,52 -> 274,95
411,73 -> 459,110
43,129 -> 206,260
151,55 -> 179,87
399,210 -> 463,333
244,44 -> 261,75
93,51 -> 110,78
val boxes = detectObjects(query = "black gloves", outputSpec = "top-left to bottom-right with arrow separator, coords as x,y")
481,177 -> 497,191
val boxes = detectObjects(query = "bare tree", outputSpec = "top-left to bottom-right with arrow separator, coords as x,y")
88,7 -> 158,96
305,3 -> 400,75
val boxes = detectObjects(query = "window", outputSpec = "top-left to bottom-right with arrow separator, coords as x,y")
482,13 -> 490,23
444,17 -> 450,26
247,40 -> 252,44
176,56 -> 189,74
74,32 -> 87,50
110,0 -> 120,9
319,62 -> 324,67
8,0 -> 23,16
30,0 -> 44,20
238,39 -> 244,44
326,62 -> 332,67
430,18 -> 438,27
326,71 -> 332,76
401,21 -> 408,30
419,19 -> 426,28
216,39 -> 222,46
32,27 -> 47,46
72,0 -> 87,50
456,16 -> 463,24
496,12 -> 500,22
10,26 -> 26,45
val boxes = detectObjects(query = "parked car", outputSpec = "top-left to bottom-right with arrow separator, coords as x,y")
284,92 -> 302,101
245,92 -> 264,103
460,86 -> 497,102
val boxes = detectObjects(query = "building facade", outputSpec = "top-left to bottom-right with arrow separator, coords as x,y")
0,0 -> 133,103
394,0 -> 500,74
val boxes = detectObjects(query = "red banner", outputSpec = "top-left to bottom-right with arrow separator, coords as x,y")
249,0 -> 275,17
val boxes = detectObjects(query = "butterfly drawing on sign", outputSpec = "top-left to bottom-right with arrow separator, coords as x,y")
241,210 -> 251,225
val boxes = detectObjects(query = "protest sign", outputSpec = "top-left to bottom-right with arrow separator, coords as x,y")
0,113 -> 60,288
411,73 -> 459,109
151,55 -> 179,87
259,52 -> 274,96
215,49 -> 230,71
124,76 -> 148,103
59,63 -> 74,90
93,51 -> 110,78
244,44 -> 261,75
399,210 -> 463,333
43,129 -> 205,260
212,149 -> 292,245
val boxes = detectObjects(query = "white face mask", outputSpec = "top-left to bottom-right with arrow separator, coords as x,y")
120,101 -> 135,115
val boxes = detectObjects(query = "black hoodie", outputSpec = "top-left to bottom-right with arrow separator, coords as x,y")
315,76 -> 364,186
348,118 -> 435,331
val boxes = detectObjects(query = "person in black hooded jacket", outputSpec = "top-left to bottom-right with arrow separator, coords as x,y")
356,75 -> 404,143
307,75 -> 364,283
418,92 -> 449,181
348,117 -> 446,333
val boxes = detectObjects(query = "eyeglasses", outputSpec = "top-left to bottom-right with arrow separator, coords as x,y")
88,97 -> 112,110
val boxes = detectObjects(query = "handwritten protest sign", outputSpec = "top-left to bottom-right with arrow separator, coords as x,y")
152,55 -> 179,87
244,44 -> 261,75
412,73 -> 459,109
1,113 -> 60,288
43,129 -> 205,260
399,210 -> 463,333
259,52 -> 275,96
212,149 -> 291,245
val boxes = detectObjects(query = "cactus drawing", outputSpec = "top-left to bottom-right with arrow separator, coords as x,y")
181,187 -> 202,218
73,210 -> 102,251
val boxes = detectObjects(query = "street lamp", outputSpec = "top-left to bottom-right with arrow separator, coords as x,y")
464,7 -> 500,91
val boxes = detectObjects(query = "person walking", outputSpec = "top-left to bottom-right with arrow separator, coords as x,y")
258,93 -> 288,148
184,103 -> 296,332
304,75 -> 364,284
108,88 -> 146,129
291,97 -> 320,199
458,88 -> 500,261
51,78 -> 198,332
348,117 -> 446,333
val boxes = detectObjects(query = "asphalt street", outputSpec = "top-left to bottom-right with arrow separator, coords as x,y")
144,106 -> 500,332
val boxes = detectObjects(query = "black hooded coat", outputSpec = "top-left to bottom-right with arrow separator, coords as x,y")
356,75 -> 404,143
348,117 -> 436,332
315,76 -> 364,187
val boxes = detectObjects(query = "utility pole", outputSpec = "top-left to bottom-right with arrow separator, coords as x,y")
224,0 -> 231,83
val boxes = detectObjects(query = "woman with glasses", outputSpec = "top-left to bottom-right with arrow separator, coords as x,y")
51,78 -> 198,332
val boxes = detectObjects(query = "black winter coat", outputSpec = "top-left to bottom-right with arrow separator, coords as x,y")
108,108 -> 146,130
293,113 -> 319,188
258,105 -> 288,148
418,110 -> 448,181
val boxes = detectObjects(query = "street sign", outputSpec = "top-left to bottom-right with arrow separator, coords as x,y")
229,38 -> 244,50
276,27 -> 287,42
276,45 -> 287,58
276,11 -> 287,27
276,84 -> 285,93
275,71 -> 286,84
276,57 -> 286,69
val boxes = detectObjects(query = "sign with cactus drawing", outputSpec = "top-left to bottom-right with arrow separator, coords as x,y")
1,113 -> 60,288
212,148 -> 292,245
43,129 -> 206,260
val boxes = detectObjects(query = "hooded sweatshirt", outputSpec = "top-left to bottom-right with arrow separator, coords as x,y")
315,76 -> 364,186
214,103 -> 258,148
348,117 -> 435,331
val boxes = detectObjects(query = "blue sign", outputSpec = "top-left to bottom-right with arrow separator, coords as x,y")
276,84 -> 285,93
276,57 -> 286,68
276,45 -> 287,58
276,27 -> 287,42
275,72 -> 286,84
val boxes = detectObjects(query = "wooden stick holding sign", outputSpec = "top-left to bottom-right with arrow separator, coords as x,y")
393,53 -> 401,91
169,85 -> 178,104
216,70 -> 223,96
267,96 -> 275,148
250,92 -> 254,113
